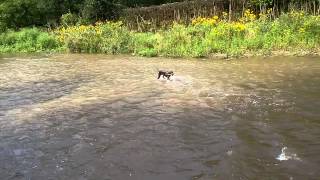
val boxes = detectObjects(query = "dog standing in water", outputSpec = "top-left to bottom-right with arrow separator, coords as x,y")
158,70 -> 174,80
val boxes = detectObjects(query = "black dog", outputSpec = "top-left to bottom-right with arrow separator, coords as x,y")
158,70 -> 174,80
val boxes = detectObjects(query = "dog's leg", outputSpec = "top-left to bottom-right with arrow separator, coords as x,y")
158,72 -> 161,79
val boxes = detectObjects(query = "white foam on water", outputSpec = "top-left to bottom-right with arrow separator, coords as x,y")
227,150 -> 233,156
276,147 -> 301,161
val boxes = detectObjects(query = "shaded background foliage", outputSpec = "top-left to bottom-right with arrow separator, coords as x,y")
0,0 -> 319,31
0,0 -> 183,30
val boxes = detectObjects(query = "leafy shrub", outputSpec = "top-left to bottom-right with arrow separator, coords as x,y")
0,28 -> 61,53
36,33 -> 60,50
56,21 -> 131,54
61,13 -> 79,27
132,33 -> 158,57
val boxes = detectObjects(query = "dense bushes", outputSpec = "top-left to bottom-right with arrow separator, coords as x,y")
0,10 -> 319,57
0,0 -> 183,32
0,28 -> 61,53
61,13 -> 80,27
56,22 -> 131,53
54,10 -> 320,57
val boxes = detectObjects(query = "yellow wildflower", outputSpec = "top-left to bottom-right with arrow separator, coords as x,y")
299,28 -> 305,33
233,22 -> 246,32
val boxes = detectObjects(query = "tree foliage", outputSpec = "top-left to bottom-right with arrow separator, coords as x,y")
0,0 -> 183,30
0,0 -> 319,31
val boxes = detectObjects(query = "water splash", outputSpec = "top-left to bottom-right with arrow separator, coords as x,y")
277,147 -> 301,161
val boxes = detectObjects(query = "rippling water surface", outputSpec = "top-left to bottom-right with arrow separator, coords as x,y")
0,54 -> 319,180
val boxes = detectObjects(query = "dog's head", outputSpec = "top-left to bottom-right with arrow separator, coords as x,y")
168,71 -> 174,76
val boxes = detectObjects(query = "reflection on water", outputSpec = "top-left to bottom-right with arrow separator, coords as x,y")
0,54 -> 319,180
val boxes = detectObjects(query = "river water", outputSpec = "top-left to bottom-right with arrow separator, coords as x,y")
0,54 -> 319,180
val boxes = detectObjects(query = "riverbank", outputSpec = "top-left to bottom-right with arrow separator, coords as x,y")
0,11 -> 319,59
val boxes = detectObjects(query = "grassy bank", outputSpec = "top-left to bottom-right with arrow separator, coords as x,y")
1,10 -> 320,58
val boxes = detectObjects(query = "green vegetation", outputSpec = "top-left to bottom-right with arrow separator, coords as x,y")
57,22 -> 131,53
55,11 -> 320,57
0,10 -> 319,57
0,0 -> 320,58
0,28 -> 61,53
0,0 -> 182,32
1,0 -> 319,32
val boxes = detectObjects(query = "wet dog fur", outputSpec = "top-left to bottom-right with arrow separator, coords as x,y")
158,70 -> 174,80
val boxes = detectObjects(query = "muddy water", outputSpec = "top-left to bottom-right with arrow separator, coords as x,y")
0,54 -> 319,180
